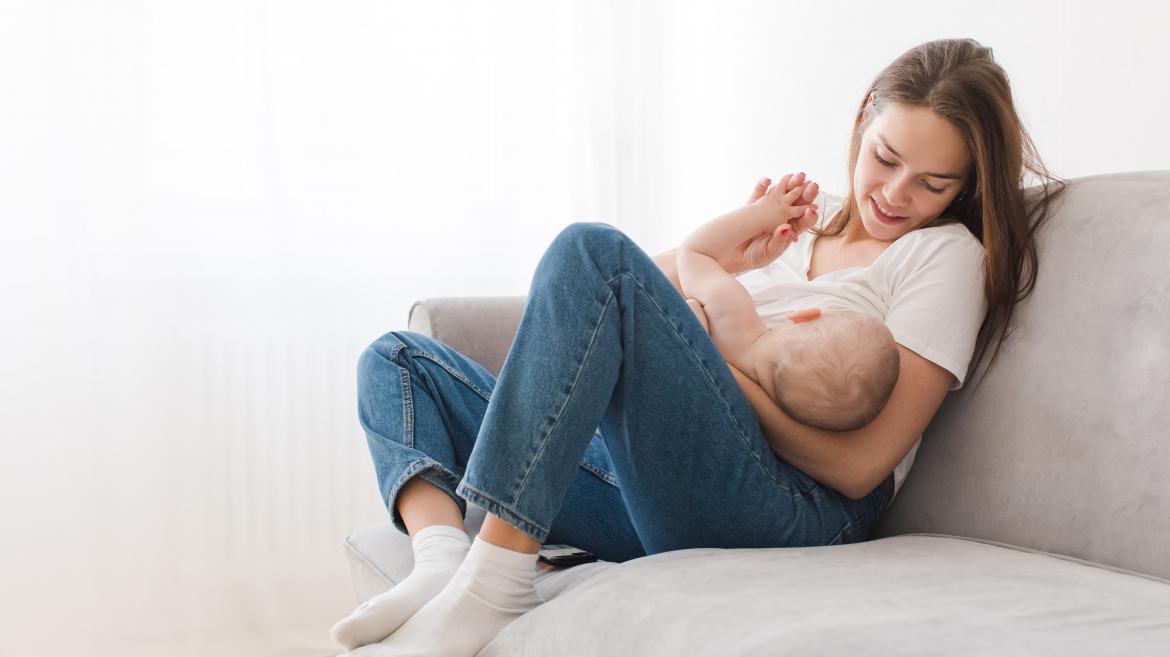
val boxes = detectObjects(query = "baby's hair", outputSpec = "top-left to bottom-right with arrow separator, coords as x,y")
769,311 -> 899,432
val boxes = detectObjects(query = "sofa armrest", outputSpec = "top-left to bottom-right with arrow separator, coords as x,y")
407,296 -> 526,377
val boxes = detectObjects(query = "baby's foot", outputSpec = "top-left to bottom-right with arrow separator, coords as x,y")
330,524 -> 470,650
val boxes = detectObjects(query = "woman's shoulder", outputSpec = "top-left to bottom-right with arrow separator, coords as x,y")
897,218 -> 985,261
876,219 -> 986,289
908,215 -> 981,243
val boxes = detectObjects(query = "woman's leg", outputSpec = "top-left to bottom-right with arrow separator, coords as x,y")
353,223 -> 888,656
333,330 -> 642,651
457,221 -> 888,554
353,329 -> 644,559
354,330 -> 494,538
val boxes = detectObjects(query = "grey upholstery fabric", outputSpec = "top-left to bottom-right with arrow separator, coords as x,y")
408,296 -> 525,378
872,171 -> 1170,580
343,524 -> 1170,655
343,171 -> 1170,653
480,535 -> 1170,656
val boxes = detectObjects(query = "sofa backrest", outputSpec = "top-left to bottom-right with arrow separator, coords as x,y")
874,171 -> 1170,581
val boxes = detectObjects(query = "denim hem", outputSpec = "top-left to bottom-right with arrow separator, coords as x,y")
579,459 -> 619,487
455,480 -> 551,544
386,458 -> 467,536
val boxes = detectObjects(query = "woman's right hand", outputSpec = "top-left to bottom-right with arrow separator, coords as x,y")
725,175 -> 820,273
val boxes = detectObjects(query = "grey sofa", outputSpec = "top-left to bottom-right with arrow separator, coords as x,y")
340,171 -> 1170,655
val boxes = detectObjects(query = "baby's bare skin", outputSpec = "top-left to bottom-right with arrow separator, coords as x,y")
687,300 -> 820,336
676,171 -> 823,388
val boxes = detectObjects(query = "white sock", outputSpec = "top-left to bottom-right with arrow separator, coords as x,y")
345,535 -> 543,657
330,524 -> 470,650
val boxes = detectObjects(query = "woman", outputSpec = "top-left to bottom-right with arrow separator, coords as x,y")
332,38 -> 1066,656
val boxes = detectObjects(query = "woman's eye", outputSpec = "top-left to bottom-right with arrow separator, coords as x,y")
874,151 -> 946,195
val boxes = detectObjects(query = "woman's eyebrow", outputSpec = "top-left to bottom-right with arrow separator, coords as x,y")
877,135 -> 964,179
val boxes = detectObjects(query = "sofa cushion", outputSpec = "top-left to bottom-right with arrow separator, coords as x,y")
490,535 -> 1170,655
343,520 -> 1170,655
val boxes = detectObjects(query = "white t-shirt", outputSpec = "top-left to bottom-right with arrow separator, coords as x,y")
733,193 -> 988,498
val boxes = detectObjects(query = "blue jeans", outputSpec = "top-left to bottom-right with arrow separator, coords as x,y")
357,222 -> 889,564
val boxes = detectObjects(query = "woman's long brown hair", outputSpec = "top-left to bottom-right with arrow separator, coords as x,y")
814,38 -> 1068,391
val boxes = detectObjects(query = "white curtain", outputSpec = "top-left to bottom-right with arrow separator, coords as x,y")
0,1 -> 669,655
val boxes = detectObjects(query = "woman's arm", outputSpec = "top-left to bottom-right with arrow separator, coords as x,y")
661,241 -> 952,499
727,343 -> 954,500
653,178 -> 949,499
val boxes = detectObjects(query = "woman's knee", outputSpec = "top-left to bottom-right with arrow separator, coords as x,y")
357,331 -> 434,386
541,222 -> 634,282
551,221 -> 630,258
359,330 -> 406,373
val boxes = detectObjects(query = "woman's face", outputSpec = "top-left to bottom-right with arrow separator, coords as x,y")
851,102 -> 972,242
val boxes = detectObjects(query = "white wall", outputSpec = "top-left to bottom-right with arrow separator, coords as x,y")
0,2 -> 1166,656
648,1 -> 1170,253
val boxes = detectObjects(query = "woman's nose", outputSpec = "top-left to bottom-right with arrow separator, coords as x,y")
884,175 -> 913,208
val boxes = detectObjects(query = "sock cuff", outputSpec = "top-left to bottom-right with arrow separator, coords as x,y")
411,524 -> 471,550
467,535 -> 540,570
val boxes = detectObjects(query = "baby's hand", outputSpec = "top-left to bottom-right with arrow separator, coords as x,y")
756,172 -> 820,243
686,298 -> 710,334
736,173 -> 818,268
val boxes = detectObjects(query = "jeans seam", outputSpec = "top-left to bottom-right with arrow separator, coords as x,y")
794,482 -> 821,502
513,286 -> 618,503
398,366 -> 415,449
614,270 -> 790,494
398,336 -> 620,490
404,348 -> 494,403
580,460 -> 619,487
379,340 -> 417,450
828,523 -> 849,545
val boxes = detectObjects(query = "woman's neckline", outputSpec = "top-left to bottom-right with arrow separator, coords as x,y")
801,216 -> 897,282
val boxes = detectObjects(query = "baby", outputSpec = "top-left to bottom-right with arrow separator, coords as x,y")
676,173 -> 899,432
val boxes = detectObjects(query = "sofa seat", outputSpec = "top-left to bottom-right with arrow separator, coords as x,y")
343,508 -> 1170,656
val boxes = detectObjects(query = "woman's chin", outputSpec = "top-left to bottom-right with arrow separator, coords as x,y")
859,215 -> 894,241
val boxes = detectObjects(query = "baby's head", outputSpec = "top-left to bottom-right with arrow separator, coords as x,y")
757,309 -> 899,432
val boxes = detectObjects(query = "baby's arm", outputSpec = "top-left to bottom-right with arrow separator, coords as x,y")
676,247 -> 769,363
683,174 -> 807,272
677,174 -> 813,363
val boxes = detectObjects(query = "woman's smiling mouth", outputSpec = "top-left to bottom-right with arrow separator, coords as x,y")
871,196 -> 908,223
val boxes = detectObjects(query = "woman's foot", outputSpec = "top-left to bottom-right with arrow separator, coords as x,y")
330,524 -> 471,650
344,535 -> 542,657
